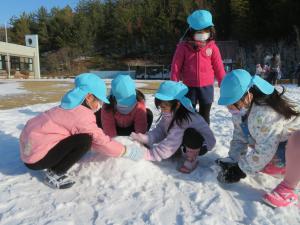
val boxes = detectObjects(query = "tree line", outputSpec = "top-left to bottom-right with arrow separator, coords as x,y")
3,0 -> 300,74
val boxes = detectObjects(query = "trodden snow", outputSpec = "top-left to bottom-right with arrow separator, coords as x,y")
0,82 -> 300,225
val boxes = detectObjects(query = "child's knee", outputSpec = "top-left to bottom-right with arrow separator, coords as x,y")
287,130 -> 300,153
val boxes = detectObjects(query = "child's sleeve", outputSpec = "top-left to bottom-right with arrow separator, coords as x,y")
211,45 -> 226,86
145,125 -> 184,161
134,102 -> 148,134
238,107 -> 283,174
170,44 -> 185,82
101,107 -> 117,137
77,115 -> 124,157
228,116 -> 249,161
147,118 -> 166,147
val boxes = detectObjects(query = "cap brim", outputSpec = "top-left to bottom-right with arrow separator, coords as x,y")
95,93 -> 109,104
252,75 -> 275,95
155,93 -> 174,101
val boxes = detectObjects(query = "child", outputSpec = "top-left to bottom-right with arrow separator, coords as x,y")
216,69 -> 300,208
266,53 -> 281,85
96,74 -> 153,137
19,73 -> 145,189
170,9 -> 225,124
130,81 -> 216,173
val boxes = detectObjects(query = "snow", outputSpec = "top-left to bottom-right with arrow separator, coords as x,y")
0,84 -> 300,225
0,81 -> 29,96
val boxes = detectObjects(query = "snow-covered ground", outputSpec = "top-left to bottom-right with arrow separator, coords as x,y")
0,83 -> 300,225
0,81 -> 29,96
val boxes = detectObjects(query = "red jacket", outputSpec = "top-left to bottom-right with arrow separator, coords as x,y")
170,40 -> 225,87
100,101 -> 148,137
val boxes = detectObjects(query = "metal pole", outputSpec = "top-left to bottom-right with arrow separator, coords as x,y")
5,22 -> 11,79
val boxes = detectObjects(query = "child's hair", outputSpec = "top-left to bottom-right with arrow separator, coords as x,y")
154,98 -> 192,132
81,94 -> 97,109
104,89 -> 145,112
249,86 -> 300,119
183,26 -> 216,41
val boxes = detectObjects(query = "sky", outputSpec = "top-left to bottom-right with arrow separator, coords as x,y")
0,0 -> 79,25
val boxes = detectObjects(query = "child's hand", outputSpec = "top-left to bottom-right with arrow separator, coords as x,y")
130,132 -> 149,145
216,162 -> 246,183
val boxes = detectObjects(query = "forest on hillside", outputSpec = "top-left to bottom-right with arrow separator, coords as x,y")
1,0 -> 300,76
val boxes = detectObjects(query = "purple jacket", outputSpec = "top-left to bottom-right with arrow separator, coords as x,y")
145,113 -> 216,161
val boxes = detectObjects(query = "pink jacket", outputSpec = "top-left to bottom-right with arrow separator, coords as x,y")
100,101 -> 148,137
170,40 -> 225,87
19,105 -> 124,164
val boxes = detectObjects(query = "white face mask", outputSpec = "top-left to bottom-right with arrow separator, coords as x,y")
92,101 -> 101,113
194,32 -> 210,42
161,111 -> 173,118
116,103 -> 136,115
228,107 -> 248,117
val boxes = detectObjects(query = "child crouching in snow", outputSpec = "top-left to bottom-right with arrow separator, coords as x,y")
216,69 -> 300,208
19,73 -> 145,189
130,81 -> 216,173
96,74 -> 153,137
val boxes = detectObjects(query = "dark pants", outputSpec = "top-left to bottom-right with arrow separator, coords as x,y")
187,86 -> 213,124
95,108 -> 153,136
25,133 -> 92,174
266,72 -> 277,85
173,128 -> 208,157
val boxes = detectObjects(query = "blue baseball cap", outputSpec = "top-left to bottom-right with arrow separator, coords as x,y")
218,69 -> 275,106
111,74 -> 137,107
187,10 -> 214,31
60,73 -> 109,109
155,81 -> 195,112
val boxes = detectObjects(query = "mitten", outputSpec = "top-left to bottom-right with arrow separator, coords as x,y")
122,143 -> 145,161
217,162 -> 246,183
130,132 -> 149,145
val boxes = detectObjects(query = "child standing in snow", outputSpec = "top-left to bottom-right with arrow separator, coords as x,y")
95,74 -> 153,137
216,69 -> 300,208
170,9 -> 225,124
130,81 -> 216,173
19,73 -> 145,189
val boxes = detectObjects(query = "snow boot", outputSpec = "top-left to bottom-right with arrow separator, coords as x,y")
44,169 -> 75,189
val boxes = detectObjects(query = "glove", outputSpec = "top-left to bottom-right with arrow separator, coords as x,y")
130,132 -> 149,145
215,157 -> 236,169
122,143 -> 145,161
216,162 -> 246,183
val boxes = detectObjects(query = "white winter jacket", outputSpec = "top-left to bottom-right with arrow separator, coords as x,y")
228,102 -> 300,174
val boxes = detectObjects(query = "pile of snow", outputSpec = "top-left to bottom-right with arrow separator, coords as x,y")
0,85 -> 300,224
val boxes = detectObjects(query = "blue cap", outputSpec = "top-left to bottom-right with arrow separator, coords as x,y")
187,10 -> 214,31
60,73 -> 109,109
155,81 -> 195,112
111,74 -> 137,107
218,69 -> 275,105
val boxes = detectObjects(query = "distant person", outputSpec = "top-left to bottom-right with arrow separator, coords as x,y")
170,9 -> 225,124
267,53 -> 281,85
96,74 -> 153,137
130,81 -> 216,173
216,69 -> 300,208
19,73 -> 145,189
255,64 -> 263,76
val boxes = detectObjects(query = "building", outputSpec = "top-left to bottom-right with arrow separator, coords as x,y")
0,35 -> 40,79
